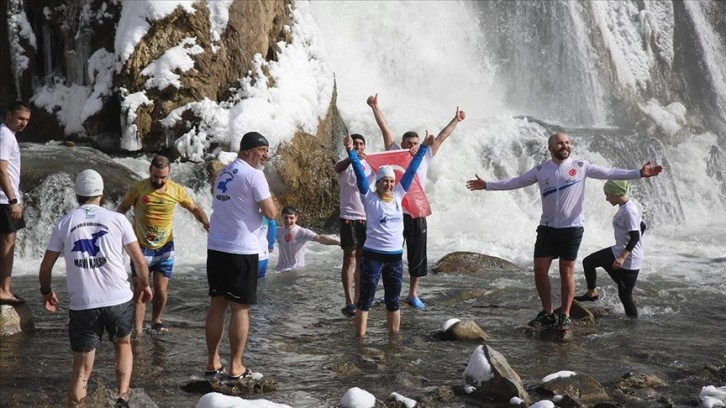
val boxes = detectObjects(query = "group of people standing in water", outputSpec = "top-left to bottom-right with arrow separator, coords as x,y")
0,94 -> 663,406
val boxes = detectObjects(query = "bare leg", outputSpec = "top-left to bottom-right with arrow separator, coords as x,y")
114,335 -> 133,399
228,302 -> 250,377
355,310 -> 368,338
132,277 -> 146,333
151,271 -> 169,325
386,310 -> 400,336
205,296 -> 228,371
407,276 -> 420,299
533,257 -> 554,314
559,259 -> 576,317
0,232 -> 16,300
341,248 -> 355,305
67,350 -> 95,407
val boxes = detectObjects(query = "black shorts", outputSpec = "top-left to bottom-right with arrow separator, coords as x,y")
403,214 -> 428,277
0,204 -> 26,233
339,218 -> 366,249
534,225 -> 584,261
68,300 -> 134,353
206,250 -> 258,304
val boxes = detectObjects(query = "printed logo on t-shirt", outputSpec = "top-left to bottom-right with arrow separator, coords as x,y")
285,233 -> 292,242
215,168 -> 238,201
71,230 -> 109,268
142,195 -> 151,204
568,168 -> 577,177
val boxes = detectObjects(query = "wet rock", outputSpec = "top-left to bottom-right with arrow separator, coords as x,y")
439,319 -> 490,342
555,301 -> 595,326
420,386 -> 454,404
181,376 -> 278,397
464,345 -> 530,404
537,372 -> 608,403
0,303 -> 34,336
20,144 -> 140,205
433,251 -> 518,274
105,388 -> 158,408
615,371 -> 667,400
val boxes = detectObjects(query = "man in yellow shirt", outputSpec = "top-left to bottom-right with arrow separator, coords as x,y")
117,155 -> 209,334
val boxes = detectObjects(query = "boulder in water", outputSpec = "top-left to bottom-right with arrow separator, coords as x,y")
439,319 -> 491,342
537,371 -> 608,403
0,303 -> 35,336
464,344 -> 530,404
433,251 -> 518,274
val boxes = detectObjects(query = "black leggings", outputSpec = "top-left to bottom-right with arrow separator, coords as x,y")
582,248 -> 640,317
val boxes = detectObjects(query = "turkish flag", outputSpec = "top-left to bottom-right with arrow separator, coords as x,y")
364,150 -> 432,218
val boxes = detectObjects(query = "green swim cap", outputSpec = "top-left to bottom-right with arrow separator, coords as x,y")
603,180 -> 629,196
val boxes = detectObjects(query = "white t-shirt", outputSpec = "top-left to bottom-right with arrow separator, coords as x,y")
0,124 -> 21,204
337,157 -> 372,220
486,158 -> 641,228
361,184 -> 406,254
611,200 -> 644,270
208,158 -> 271,254
46,204 -> 136,310
275,225 -> 317,271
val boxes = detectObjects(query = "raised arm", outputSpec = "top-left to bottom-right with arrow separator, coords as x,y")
400,132 -> 434,191
345,134 -> 370,194
367,93 -> 396,150
431,107 -> 466,156
640,161 -> 663,178
266,218 -> 276,251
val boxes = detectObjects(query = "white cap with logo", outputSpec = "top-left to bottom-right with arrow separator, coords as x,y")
75,169 -> 104,196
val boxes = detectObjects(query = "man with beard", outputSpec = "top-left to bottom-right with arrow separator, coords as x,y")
0,101 -> 31,305
117,155 -> 209,334
466,132 -> 662,337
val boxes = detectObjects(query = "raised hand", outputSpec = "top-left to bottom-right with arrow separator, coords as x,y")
422,130 -> 435,146
466,174 -> 486,191
640,161 -> 664,178
455,106 -> 466,122
366,93 -> 379,108
344,134 -> 354,151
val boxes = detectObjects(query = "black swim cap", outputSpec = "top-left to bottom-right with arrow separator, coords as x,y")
240,132 -> 269,151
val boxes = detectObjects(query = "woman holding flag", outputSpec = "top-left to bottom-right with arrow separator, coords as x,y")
344,132 -> 434,338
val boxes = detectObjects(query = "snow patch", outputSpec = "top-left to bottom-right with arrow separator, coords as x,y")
464,345 -> 494,385
141,37 -> 204,90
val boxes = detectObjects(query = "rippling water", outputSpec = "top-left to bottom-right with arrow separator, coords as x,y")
2,248 -> 725,407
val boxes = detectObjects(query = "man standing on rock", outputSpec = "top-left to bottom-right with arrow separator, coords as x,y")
466,132 -> 662,338
38,169 -> 153,408
205,132 -> 277,379
0,101 -> 31,306
117,155 -> 209,335
367,93 -> 465,310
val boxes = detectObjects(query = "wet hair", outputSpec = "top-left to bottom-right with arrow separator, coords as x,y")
401,131 -> 419,142
6,101 -> 30,114
150,155 -> 171,170
351,134 -> 366,144
282,206 -> 298,216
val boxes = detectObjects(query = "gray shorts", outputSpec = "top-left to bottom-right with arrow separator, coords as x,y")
68,300 -> 133,352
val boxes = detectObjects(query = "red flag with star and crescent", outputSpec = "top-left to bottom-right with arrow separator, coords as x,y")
363,150 -> 432,218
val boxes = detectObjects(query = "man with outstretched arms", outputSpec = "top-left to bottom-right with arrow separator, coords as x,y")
367,93 -> 465,309
117,155 -> 209,335
0,101 -> 31,306
204,131 -> 277,380
334,133 -> 372,317
38,169 -> 152,408
466,132 -> 662,337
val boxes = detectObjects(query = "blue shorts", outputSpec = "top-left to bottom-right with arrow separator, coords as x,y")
357,250 -> 403,312
131,240 -> 175,278
68,300 -> 134,352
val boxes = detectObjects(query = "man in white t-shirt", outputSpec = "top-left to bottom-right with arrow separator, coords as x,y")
275,206 -> 340,272
367,93 -> 465,309
38,169 -> 152,408
205,132 -> 277,380
0,101 -> 31,306
335,133 -> 372,317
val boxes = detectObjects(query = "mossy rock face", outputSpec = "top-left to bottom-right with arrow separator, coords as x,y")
433,251 -> 519,275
